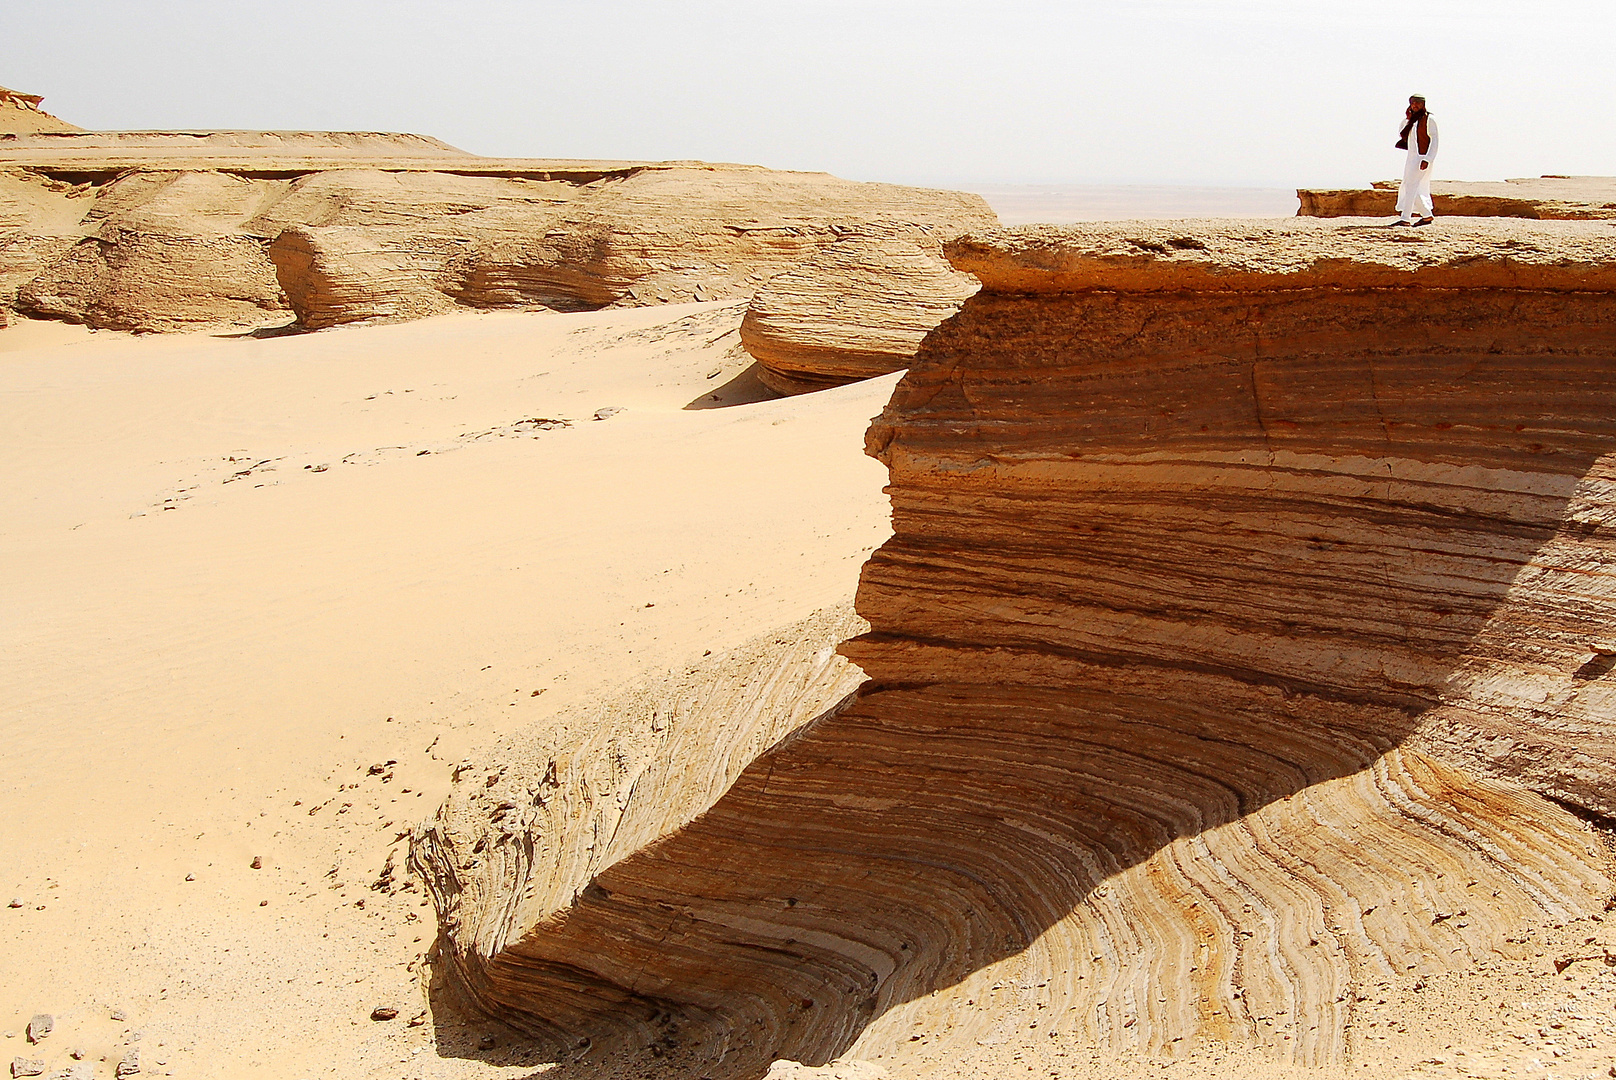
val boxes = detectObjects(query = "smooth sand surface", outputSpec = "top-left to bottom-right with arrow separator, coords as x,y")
0,304 -> 896,1078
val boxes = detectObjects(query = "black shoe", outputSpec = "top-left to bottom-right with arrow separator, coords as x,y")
1388,219 -> 1413,227
1414,217 -> 1434,227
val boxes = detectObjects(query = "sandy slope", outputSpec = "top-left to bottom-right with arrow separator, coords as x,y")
0,304 -> 897,1079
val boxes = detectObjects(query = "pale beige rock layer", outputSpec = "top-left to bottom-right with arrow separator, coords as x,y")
0,87 -> 81,135
274,167 -> 994,328
1297,175 -> 1616,219
740,227 -> 980,395
0,142 -> 994,331
415,218 -> 1616,1078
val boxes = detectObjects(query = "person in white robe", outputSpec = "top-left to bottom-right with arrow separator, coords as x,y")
1393,95 -> 1439,226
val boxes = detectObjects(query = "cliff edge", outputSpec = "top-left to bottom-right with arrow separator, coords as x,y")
415,217 -> 1616,1077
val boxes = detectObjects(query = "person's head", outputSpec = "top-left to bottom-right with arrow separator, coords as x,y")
1408,94 -> 1427,114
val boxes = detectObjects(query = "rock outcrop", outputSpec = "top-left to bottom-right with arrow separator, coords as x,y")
0,87 -> 81,135
273,166 -> 994,328
740,227 -> 981,395
413,604 -> 869,1042
1298,175 -> 1616,219
0,135 -> 993,331
416,218 -> 1616,1078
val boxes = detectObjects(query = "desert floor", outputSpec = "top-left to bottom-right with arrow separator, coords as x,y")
0,303 -> 896,1079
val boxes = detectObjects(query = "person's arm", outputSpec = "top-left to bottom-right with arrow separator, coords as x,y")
1417,116 -> 1431,169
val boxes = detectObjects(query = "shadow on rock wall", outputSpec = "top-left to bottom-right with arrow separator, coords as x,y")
426,283 -> 1616,1079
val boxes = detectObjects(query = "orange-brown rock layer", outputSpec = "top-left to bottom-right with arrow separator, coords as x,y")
418,219 -> 1616,1077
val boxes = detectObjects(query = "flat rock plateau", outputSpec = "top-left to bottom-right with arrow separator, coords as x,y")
1297,175 -> 1616,219
7,93 -> 1616,1080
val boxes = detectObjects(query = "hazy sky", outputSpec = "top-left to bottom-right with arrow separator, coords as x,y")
11,0 -> 1615,189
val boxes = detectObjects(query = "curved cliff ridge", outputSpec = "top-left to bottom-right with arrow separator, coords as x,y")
412,605 -> 869,1029
740,226 -> 980,396
417,219 -> 1616,1076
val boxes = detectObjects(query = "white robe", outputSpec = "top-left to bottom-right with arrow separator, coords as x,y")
1397,113 -> 1439,219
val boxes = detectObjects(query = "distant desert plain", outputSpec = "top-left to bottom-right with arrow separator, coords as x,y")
4,85 -> 1616,1080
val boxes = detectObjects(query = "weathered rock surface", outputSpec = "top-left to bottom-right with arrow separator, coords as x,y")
0,129 -> 631,176
740,227 -> 980,395
1297,175 -> 1616,219
763,1060 -> 886,1080
0,138 -> 993,331
417,218 -> 1616,1077
413,603 -> 868,1031
0,88 -> 80,135
19,227 -> 288,331
273,166 -> 994,327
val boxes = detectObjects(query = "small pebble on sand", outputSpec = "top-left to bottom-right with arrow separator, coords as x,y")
370,1007 -> 398,1022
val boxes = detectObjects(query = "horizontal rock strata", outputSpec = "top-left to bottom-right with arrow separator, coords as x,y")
740,227 -> 980,395
275,167 -> 994,327
418,218 -> 1616,1078
0,140 -> 993,331
1297,175 -> 1616,219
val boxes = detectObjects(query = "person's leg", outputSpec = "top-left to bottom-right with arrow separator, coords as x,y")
1395,181 -> 1416,224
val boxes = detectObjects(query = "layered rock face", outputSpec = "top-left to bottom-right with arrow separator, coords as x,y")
1298,175 -> 1616,219
739,227 -> 980,395
0,145 -> 991,331
417,219 -> 1616,1077
413,605 -> 870,1046
273,166 -> 994,328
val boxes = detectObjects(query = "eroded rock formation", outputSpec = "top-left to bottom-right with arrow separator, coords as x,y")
416,218 -> 1616,1077
740,226 -> 980,395
0,87 -> 81,135
272,166 -> 994,327
1297,175 -> 1616,219
0,134 -> 994,331
414,605 -> 869,1040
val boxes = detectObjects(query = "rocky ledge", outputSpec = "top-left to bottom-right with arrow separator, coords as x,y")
1297,175 -> 1616,219
415,218 -> 1616,1077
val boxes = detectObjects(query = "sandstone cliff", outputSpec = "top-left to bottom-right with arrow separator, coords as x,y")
0,136 -> 993,331
739,226 -> 981,395
1297,175 -> 1616,219
416,218 -> 1616,1078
